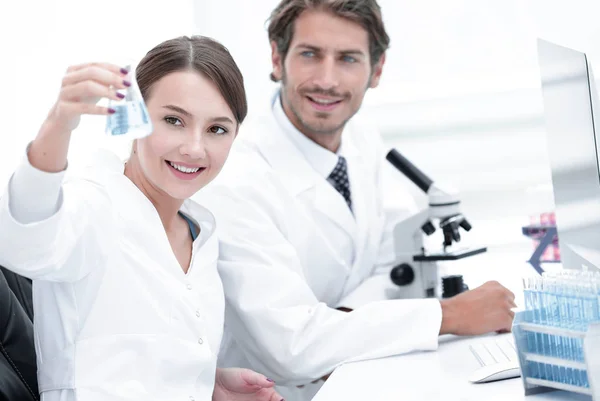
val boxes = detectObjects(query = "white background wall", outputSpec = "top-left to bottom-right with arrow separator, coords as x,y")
1,0 -> 600,251
191,0 -> 600,249
0,0 -> 196,183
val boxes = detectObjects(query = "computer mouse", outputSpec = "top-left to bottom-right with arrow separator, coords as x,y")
468,362 -> 521,383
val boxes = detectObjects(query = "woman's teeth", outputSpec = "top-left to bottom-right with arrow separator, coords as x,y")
168,161 -> 201,174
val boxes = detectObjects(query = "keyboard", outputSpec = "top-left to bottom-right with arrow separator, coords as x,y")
469,336 -> 518,367
468,336 -> 522,383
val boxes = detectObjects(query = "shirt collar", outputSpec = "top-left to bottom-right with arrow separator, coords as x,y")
272,92 -> 343,179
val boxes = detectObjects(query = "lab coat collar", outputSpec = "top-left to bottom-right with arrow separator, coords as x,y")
248,91 -> 358,239
86,149 -> 216,241
273,94 -> 340,179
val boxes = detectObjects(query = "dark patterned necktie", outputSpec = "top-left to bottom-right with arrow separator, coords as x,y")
327,156 -> 352,211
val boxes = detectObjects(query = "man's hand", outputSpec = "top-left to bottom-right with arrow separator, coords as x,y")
213,368 -> 283,401
439,281 -> 516,336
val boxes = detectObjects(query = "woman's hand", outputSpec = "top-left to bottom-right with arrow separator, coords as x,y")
213,368 -> 283,401
48,62 -> 130,131
29,62 -> 130,172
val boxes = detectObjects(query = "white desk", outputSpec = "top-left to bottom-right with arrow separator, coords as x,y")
311,333 -> 590,401
313,242 -> 591,401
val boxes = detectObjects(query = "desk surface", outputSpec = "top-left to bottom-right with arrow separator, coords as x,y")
312,333 -> 590,401
313,244 -> 591,401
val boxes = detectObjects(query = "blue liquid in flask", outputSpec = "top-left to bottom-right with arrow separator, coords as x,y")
105,65 -> 153,139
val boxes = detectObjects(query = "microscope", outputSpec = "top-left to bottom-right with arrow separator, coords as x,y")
386,149 -> 487,299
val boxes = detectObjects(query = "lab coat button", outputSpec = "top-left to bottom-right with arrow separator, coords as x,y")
189,397 -> 195,401
195,310 -> 201,317
186,283 -> 193,290
198,338 -> 204,345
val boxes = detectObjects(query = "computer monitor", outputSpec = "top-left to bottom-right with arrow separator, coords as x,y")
537,38 -> 600,272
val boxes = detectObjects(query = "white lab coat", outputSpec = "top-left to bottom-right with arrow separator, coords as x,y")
0,149 -> 224,401
195,94 -> 443,401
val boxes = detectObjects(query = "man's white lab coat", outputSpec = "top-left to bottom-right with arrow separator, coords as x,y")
195,95 -> 443,400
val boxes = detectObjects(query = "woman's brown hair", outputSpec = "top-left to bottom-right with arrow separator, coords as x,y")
136,35 -> 247,125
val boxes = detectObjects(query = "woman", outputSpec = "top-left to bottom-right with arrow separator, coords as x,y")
0,36 -> 281,401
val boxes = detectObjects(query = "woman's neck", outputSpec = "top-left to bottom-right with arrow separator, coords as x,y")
123,158 -> 184,233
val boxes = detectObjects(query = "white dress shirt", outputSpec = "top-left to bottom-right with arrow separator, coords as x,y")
0,148 -> 225,401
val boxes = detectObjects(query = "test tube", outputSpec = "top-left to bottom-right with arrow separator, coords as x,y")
570,281 -> 581,385
538,278 -> 556,380
524,278 -> 540,378
533,277 -> 547,379
572,281 -> 584,361
546,277 -> 566,383
570,273 -> 587,386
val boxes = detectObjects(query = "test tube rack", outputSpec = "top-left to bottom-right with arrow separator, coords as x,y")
513,310 -> 600,400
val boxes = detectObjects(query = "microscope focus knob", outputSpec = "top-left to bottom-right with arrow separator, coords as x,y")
421,221 -> 436,236
390,263 -> 415,286
459,218 -> 472,232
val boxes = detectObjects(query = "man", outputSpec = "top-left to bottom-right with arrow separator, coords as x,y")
196,1 -> 516,400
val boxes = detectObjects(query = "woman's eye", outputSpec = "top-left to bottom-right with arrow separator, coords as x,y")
210,126 -> 227,135
164,116 -> 183,126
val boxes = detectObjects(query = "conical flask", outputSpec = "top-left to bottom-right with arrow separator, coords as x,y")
105,64 -> 153,139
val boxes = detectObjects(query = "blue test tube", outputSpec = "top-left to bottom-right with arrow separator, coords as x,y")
547,278 -> 566,383
558,277 -> 576,385
532,278 -> 546,379
538,279 -> 556,380
579,280 -> 599,388
523,278 -> 539,379
571,280 -> 584,386
543,279 -> 561,382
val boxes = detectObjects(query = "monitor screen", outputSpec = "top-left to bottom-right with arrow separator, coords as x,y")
537,38 -> 600,271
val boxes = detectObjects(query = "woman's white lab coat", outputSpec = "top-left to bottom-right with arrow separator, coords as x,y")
195,96 -> 443,400
0,149 -> 225,401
